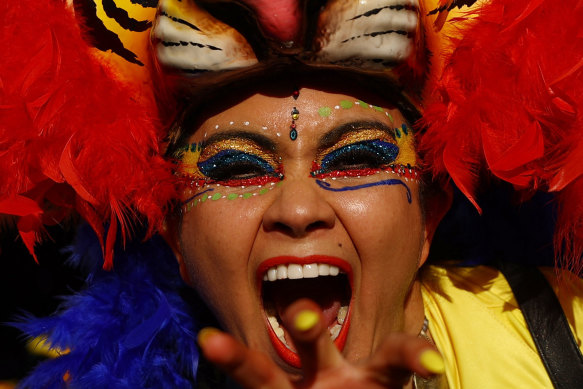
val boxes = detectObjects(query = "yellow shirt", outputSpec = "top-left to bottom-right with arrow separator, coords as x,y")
420,265 -> 583,388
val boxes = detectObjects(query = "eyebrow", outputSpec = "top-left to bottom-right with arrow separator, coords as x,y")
318,121 -> 395,150
202,130 -> 277,152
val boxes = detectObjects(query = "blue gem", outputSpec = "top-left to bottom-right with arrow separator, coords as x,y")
290,128 -> 298,140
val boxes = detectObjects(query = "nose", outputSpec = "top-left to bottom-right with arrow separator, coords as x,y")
262,177 -> 335,238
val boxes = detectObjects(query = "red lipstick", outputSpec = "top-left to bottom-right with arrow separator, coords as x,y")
258,255 -> 353,368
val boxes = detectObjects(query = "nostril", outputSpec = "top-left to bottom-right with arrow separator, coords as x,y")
267,220 -> 331,237
306,221 -> 329,233
270,222 -> 294,235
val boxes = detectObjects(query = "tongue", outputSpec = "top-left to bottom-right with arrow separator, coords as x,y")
270,277 -> 344,329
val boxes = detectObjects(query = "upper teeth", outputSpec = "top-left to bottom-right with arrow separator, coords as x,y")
263,263 -> 341,281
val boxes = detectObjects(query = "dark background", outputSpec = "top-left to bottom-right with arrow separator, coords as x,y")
0,225 -> 82,384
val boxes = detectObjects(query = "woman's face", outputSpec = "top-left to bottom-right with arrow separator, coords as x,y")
178,85 -> 430,375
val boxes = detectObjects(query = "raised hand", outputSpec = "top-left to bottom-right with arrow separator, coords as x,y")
197,299 -> 444,389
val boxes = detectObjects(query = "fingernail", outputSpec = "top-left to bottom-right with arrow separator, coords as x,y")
197,327 -> 220,345
419,349 -> 445,374
294,310 -> 319,332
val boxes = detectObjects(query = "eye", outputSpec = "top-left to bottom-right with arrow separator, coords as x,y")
318,139 -> 399,174
198,149 -> 277,183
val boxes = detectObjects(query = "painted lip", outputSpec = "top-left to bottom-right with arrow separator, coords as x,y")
257,255 -> 353,368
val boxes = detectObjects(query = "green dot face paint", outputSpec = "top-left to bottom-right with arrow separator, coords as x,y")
182,181 -> 282,210
318,99 -> 396,124
318,106 -> 332,117
179,99 -> 416,212
340,100 -> 353,109
178,128 -> 284,212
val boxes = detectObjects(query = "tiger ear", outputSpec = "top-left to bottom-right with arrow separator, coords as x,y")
152,0 -> 258,75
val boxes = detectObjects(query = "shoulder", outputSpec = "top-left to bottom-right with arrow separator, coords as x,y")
419,264 -> 583,389
421,264 -> 583,310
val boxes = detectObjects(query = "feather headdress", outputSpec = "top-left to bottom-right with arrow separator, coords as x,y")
421,0 -> 583,273
1,0 -> 582,275
0,0 -> 176,269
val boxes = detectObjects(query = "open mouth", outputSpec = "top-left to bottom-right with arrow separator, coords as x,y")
257,255 -> 353,368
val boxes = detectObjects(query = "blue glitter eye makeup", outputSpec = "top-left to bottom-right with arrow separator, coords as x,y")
181,137 -> 283,187
319,139 -> 399,172
198,149 -> 277,181
311,128 -> 401,178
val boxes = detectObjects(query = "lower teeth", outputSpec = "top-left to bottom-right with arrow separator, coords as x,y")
266,304 -> 349,349
329,323 -> 341,340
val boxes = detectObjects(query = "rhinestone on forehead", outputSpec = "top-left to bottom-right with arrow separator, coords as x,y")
290,107 -> 299,141
289,88 -> 300,141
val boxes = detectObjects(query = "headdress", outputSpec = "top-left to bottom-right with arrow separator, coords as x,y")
420,0 -> 583,273
3,0 -> 582,273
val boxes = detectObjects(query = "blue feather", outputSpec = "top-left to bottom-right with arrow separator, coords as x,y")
14,224 -> 201,388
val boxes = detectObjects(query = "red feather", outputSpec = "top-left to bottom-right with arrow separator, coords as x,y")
0,0 -> 177,266
421,0 -> 583,272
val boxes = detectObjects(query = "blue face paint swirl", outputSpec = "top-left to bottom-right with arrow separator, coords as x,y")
318,140 -> 399,175
182,188 -> 214,205
316,179 -> 412,204
198,150 -> 276,178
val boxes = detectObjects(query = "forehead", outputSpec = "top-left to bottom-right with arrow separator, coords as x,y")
189,85 -> 408,145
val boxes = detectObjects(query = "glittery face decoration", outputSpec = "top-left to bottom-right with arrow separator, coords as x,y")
178,134 -> 284,211
318,99 -> 396,120
311,123 -> 418,203
290,88 -> 300,140
311,124 -> 417,178
290,107 -> 299,141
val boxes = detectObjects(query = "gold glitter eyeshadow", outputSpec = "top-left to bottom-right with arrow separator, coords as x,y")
199,138 -> 279,167
316,129 -> 395,163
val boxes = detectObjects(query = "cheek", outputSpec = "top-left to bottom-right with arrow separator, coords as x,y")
338,189 -> 424,323
337,186 -> 422,240
335,187 -> 424,277
178,200 -> 268,329
178,200 -> 264,291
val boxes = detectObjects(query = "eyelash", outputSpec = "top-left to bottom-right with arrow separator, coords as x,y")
311,139 -> 399,178
197,149 -> 283,186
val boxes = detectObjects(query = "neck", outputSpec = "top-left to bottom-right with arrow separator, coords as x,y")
403,278 -> 426,336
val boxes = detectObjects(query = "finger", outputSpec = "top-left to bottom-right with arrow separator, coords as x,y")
197,327 -> 293,389
281,299 -> 344,382
367,333 -> 444,386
